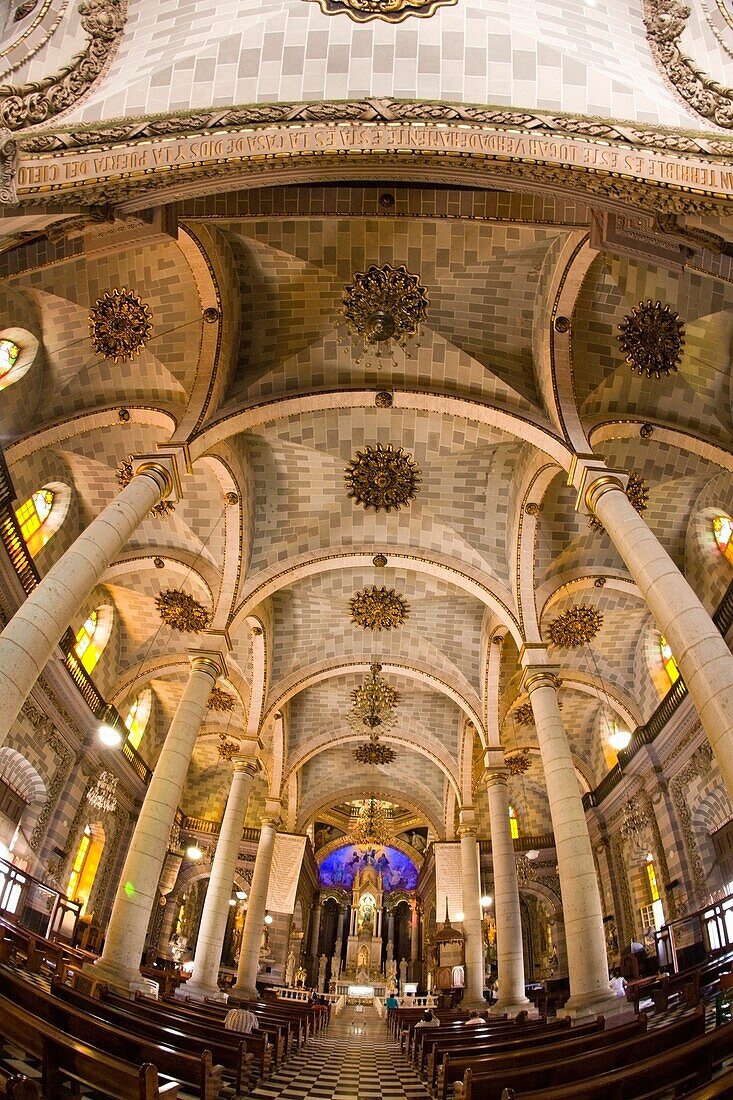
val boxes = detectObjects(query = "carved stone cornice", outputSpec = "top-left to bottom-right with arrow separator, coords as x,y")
0,131 -> 18,203
644,0 -> 733,130
0,0 -> 126,132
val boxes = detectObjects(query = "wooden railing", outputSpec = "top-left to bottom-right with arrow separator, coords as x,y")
479,833 -> 555,854
183,816 -> 261,843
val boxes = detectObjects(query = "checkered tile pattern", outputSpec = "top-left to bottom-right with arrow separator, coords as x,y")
252,1006 -> 430,1100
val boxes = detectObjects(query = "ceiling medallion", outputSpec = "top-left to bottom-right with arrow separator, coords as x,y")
353,740 -> 396,765
548,604 -> 604,648
345,443 -> 421,513
341,264 -> 428,359
348,662 -> 401,731
218,736 -> 241,761
349,798 -> 393,847
89,287 -> 152,362
589,472 -> 649,532
306,0 -> 456,21
117,456 -> 175,518
618,300 -> 685,378
373,553 -> 388,567
156,589 -> 212,633
350,585 -> 409,631
207,686 -> 236,712
512,703 -> 535,727
505,749 -> 532,775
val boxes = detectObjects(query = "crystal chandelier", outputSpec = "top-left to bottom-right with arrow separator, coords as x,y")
349,798 -> 393,847
620,797 -> 647,850
353,738 -> 396,765
347,662 -> 400,732
86,771 -> 118,814
341,264 -> 428,362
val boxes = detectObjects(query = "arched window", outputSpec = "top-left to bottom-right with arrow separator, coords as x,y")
124,689 -> 152,750
660,636 -> 680,686
0,330 -> 37,392
73,606 -> 112,674
509,805 -> 519,839
15,488 -> 55,557
713,515 -> 733,565
0,339 -> 20,378
66,824 -> 105,914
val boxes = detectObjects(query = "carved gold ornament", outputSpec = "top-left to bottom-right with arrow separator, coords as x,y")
512,703 -> 535,727
218,737 -> 241,761
342,264 -> 428,357
349,798 -> 393,846
89,288 -> 152,362
589,472 -> 649,533
505,749 -> 532,775
306,0 -> 456,21
348,662 -> 400,731
345,444 -> 421,513
156,589 -> 212,633
354,740 -> 396,765
350,585 -> 409,631
207,687 -> 236,712
117,456 -> 175,518
548,605 -> 604,648
618,300 -> 685,378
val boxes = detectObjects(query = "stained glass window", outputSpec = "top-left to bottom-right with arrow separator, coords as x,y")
660,636 -> 680,686
75,610 -> 101,674
714,516 -> 733,565
0,339 -> 19,380
509,804 -> 519,839
15,488 -> 55,557
67,825 -> 91,902
125,690 -> 152,750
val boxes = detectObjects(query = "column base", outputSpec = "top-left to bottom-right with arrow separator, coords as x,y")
461,996 -> 489,1010
562,987 -> 630,1022
490,998 -> 537,1019
85,958 -> 157,999
229,985 -> 259,1002
175,981 -> 226,1003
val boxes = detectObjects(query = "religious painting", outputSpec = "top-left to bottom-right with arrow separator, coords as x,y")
318,843 -> 418,891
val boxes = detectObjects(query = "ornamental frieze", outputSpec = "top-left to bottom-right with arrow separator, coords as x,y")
304,0 -> 456,21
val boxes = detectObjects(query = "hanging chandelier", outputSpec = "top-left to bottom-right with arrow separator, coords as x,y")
353,737 -> 396,765
349,798 -> 393,847
347,662 -> 400,731
86,771 -> 118,814
341,264 -> 428,362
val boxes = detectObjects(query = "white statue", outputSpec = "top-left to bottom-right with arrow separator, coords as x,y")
318,953 -> 327,992
285,950 -> 296,986
399,957 -> 407,987
387,958 -> 397,988
331,953 -> 341,980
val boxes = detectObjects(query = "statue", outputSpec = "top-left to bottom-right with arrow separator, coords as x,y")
386,938 -> 394,962
331,953 -> 341,980
399,957 -> 407,988
387,958 -> 397,988
317,953 -> 327,992
285,950 -> 296,986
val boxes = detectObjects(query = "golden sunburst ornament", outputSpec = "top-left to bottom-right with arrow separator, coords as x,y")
345,444 -> 421,513
505,749 -> 532,775
350,586 -> 409,631
618,300 -> 685,378
354,741 -> 396,765
207,687 -> 236,712
589,472 -> 649,533
342,264 -> 428,359
117,456 -> 175,518
218,736 -> 241,761
512,703 -> 535,727
89,287 -> 152,362
548,605 -> 603,648
156,589 -> 212,633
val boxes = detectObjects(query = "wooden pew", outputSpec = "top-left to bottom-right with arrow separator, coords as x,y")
3,1076 -> 41,1100
154,993 -> 286,1067
650,967 -> 701,1012
413,1017 -> 520,1068
446,1008 -> 705,1100
0,979 -> 222,1100
176,994 -> 296,1060
0,997 -> 179,1100
488,1019 -> 733,1100
420,1017 -> 570,1080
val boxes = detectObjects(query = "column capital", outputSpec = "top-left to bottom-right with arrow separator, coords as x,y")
520,664 -> 562,696
231,738 -> 259,775
261,797 -> 282,827
567,455 -> 628,517
189,651 -> 227,681
130,450 -> 187,504
457,806 -> 477,838
482,767 -> 509,789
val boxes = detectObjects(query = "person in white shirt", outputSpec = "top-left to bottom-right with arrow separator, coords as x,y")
414,1009 -> 439,1028
464,1010 -> 485,1026
224,1007 -> 259,1033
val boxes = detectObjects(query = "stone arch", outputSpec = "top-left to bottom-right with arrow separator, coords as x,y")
0,747 -> 46,855
691,783 -> 733,890
296,783 -> 443,840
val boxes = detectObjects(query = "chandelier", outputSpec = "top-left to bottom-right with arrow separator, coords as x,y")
345,444 -> 421,513
353,738 -> 396,765
156,589 -> 212,633
89,287 -> 152,362
341,264 -> 428,361
86,771 -> 118,814
618,300 -> 685,378
620,797 -> 647,850
349,585 -> 409,631
548,604 -> 603,648
349,798 -> 393,847
347,662 -> 400,731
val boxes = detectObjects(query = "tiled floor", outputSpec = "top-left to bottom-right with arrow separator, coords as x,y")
251,1007 -> 431,1100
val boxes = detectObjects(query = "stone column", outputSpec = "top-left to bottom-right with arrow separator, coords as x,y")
578,463 -> 733,803
410,900 -> 419,962
310,898 -> 322,957
522,662 -> 618,1019
387,910 -> 395,955
335,905 -> 347,958
91,652 -> 222,994
0,458 -> 176,747
458,812 -> 486,1009
231,804 -> 280,1000
484,764 -> 531,1015
181,746 -> 258,1002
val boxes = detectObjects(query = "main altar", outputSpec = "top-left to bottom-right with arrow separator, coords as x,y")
330,851 -> 391,998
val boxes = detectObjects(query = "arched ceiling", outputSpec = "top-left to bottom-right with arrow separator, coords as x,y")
1,182 -> 732,842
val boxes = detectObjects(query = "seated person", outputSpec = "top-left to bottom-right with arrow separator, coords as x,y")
514,1010 -> 530,1024
414,1009 -> 439,1028
385,993 -> 399,1010
464,1009 -> 485,1026
609,967 -> 627,997
224,1007 -> 259,1034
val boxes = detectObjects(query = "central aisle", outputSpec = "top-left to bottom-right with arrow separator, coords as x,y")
251,1006 -> 432,1100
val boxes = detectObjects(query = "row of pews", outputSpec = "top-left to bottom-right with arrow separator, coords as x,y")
0,952 -> 324,1099
388,1003 -> 733,1100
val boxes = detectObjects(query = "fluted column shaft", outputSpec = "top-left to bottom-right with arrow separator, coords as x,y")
523,667 -> 617,1018
183,754 -> 257,1001
0,464 -> 172,746
485,771 -> 529,1014
92,655 -> 220,992
335,906 -> 346,956
459,823 -> 485,1008
232,815 -> 279,999
587,474 -> 733,802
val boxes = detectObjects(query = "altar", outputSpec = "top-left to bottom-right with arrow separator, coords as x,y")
332,980 -> 388,1000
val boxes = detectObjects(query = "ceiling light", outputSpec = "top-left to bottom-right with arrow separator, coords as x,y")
609,728 -> 632,751
455,911 -> 465,922
235,890 -> 247,900
480,895 -> 493,908
186,844 -> 203,861
98,723 -> 122,747
264,913 -> 273,925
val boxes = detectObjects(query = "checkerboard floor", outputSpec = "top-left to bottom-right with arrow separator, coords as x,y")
251,1007 -> 431,1100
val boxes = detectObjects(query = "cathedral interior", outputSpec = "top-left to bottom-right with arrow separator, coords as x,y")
1,0 -> 733,1065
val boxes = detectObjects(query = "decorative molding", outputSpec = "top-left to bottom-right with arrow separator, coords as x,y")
0,0 -> 126,131
669,742 -> 715,904
0,131 -> 18,203
644,0 -> 733,129
304,0 -> 456,22
349,585 -> 409,631
27,712 -> 74,852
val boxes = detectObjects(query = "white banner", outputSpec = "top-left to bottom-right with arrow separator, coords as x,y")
434,843 -> 464,922
266,833 -> 307,914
